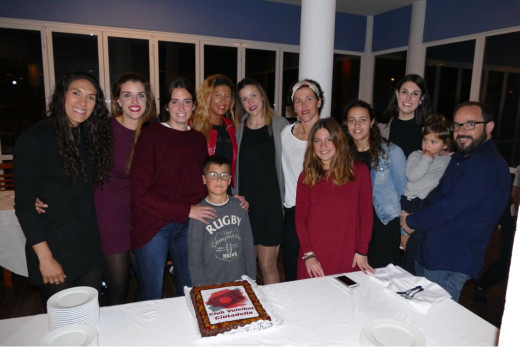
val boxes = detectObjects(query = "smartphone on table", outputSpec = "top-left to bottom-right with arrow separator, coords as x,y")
335,275 -> 359,288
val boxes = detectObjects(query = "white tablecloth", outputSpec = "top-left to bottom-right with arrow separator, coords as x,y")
0,190 -> 27,277
0,271 -> 498,345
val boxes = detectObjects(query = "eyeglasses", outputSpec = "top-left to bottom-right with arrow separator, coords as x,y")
451,121 -> 487,132
205,171 -> 231,181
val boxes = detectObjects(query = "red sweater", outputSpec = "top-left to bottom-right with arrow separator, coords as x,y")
295,162 -> 373,279
130,123 -> 207,250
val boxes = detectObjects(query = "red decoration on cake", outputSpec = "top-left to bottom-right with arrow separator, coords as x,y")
189,280 -> 271,337
206,288 -> 248,311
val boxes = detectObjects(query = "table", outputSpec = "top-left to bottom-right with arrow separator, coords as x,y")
0,271 -> 498,345
0,191 -> 28,277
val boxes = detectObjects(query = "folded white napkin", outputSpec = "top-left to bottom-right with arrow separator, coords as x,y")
369,264 -> 451,314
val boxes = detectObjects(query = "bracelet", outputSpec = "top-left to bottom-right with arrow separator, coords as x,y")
301,252 -> 316,261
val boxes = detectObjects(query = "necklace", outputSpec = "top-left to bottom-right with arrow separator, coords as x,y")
358,146 -> 369,152
75,127 -> 81,146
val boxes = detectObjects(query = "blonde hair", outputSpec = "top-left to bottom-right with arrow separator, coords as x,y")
235,77 -> 275,125
111,72 -> 157,173
191,74 -> 236,139
303,118 -> 355,187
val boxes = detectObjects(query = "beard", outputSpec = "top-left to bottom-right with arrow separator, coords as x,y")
456,130 -> 487,155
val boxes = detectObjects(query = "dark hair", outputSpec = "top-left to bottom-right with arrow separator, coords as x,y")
202,155 -> 230,174
48,71 -> 112,187
343,99 -> 389,169
453,101 -> 493,123
287,79 -> 325,115
235,77 -> 275,125
111,72 -> 157,172
381,74 -> 432,126
158,77 -> 196,123
423,114 -> 455,152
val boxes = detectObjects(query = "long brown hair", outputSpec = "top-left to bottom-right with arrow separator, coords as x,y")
303,118 -> 355,187
111,72 -> 157,173
191,74 -> 236,140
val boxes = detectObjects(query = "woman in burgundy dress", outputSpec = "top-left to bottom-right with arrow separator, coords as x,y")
94,73 -> 157,305
295,118 -> 374,279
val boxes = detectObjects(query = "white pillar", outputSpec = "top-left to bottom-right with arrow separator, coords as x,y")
359,15 -> 374,104
405,0 -> 427,76
298,0 -> 336,118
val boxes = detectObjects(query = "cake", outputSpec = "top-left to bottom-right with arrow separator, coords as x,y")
189,279 -> 272,337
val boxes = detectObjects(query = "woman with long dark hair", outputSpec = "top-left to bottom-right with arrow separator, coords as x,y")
379,74 -> 432,157
14,71 -> 112,305
344,100 -> 407,268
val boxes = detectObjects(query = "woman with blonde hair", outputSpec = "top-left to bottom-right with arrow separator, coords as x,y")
234,77 -> 288,284
191,74 -> 238,186
295,118 -> 374,279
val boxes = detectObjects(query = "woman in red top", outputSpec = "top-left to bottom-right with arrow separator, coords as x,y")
295,118 -> 374,279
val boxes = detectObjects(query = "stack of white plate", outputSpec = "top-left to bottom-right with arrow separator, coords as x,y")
47,286 -> 100,331
38,324 -> 98,346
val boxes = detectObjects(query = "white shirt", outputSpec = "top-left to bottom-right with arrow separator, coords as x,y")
281,123 -> 307,208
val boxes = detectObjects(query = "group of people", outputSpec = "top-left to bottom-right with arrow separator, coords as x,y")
14,70 -> 511,309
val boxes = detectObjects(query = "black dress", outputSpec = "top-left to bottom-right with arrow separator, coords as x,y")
238,126 -> 283,246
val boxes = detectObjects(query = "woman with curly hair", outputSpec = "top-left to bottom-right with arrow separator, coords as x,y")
344,100 -> 407,268
14,71 -> 113,305
191,74 -> 238,187
295,118 -> 374,279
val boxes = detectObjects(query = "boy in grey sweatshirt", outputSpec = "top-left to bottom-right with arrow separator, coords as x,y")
188,155 -> 256,286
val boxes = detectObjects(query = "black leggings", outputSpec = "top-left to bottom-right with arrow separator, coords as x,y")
103,251 -> 132,306
39,265 -> 103,310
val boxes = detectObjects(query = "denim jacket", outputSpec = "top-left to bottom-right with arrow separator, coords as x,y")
371,142 -> 407,225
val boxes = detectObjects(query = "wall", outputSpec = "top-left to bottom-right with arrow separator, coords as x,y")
0,0 -> 365,51
372,6 -> 411,52
424,0 -> 520,42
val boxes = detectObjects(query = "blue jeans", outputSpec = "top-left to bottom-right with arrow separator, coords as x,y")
134,221 -> 192,301
415,261 -> 471,301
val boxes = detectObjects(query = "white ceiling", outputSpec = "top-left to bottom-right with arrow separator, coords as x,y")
266,0 -> 415,16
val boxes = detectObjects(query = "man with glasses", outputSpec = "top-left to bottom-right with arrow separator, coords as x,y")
401,101 -> 510,301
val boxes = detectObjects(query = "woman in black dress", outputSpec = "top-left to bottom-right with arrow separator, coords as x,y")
234,78 -> 288,284
14,71 -> 112,305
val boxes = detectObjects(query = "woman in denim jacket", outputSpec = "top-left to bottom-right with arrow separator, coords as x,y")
343,100 -> 407,268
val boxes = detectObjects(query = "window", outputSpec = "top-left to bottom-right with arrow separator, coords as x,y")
282,52 -> 299,119
331,53 -> 360,123
52,32 -> 99,82
0,27 -> 45,157
372,51 -> 407,119
425,40 -> 475,118
158,41 -> 196,90
108,36 -> 150,88
480,31 -> 520,165
245,48 -> 276,108
203,45 -> 237,82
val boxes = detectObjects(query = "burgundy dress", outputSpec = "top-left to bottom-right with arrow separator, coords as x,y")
94,117 -> 134,254
295,162 -> 373,279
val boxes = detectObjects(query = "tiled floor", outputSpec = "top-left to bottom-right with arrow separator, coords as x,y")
0,227 -> 509,327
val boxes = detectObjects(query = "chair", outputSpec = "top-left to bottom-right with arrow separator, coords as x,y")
0,162 -> 14,191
